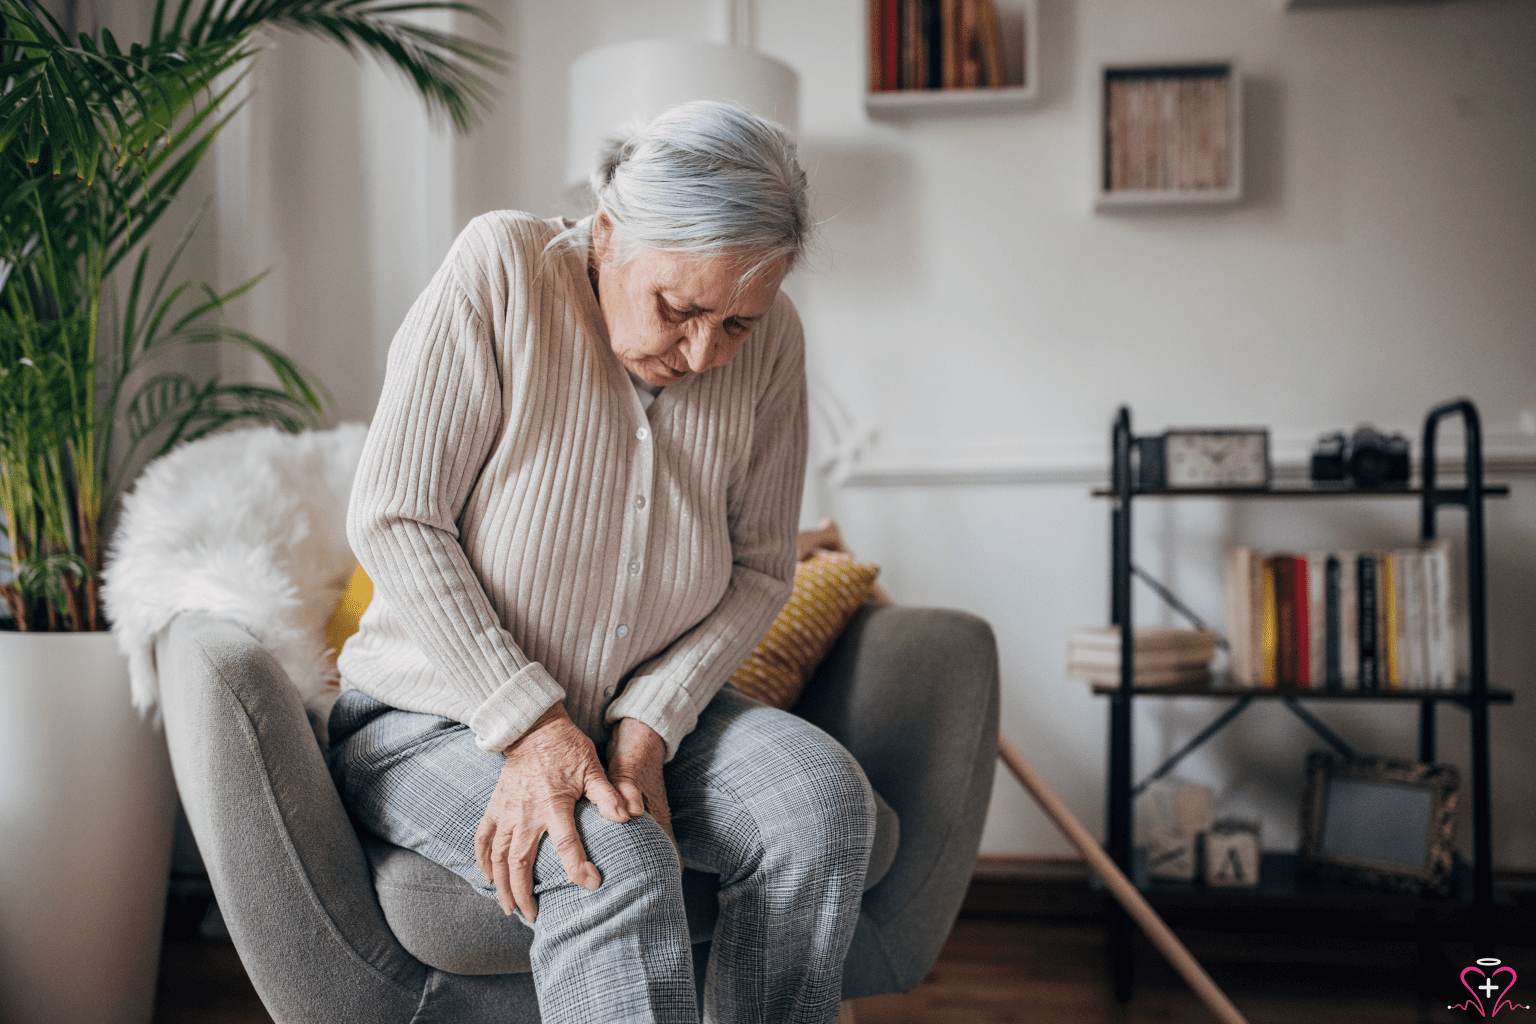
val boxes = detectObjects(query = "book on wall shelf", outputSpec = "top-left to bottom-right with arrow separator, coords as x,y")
1097,62 -> 1243,209
1225,543 -> 1457,692
865,0 -> 1039,114
1068,626 -> 1218,688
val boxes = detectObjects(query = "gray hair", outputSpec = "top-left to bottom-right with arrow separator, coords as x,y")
551,100 -> 810,285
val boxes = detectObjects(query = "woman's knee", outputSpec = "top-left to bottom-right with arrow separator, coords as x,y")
730,718 -> 877,860
528,805 -> 689,951
778,734 -> 876,850
675,694 -> 878,872
562,801 -> 682,894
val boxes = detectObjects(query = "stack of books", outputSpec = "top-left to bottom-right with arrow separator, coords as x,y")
1225,544 -> 1456,691
868,0 -> 1009,92
1068,626 -> 1219,688
1104,69 -> 1231,193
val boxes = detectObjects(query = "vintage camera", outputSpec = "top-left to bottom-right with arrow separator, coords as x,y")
1310,426 -> 1411,487
1310,432 -> 1347,482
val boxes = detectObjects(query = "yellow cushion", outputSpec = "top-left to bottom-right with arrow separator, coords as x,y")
729,554 -> 881,711
325,563 -> 374,662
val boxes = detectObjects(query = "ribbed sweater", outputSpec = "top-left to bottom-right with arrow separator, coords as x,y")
338,211 -> 807,759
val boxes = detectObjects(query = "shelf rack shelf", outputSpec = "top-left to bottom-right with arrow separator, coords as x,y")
1091,484 -> 1511,499
1092,399 -> 1513,1003
864,0 -> 1039,116
1086,677 -> 1514,703
1110,851 -> 1508,919
865,84 -> 1036,114
1096,61 -> 1242,209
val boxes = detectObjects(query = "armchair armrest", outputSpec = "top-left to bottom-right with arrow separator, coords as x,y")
156,615 -> 428,1021
793,604 -> 1000,997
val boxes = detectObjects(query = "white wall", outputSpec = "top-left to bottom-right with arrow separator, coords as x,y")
757,0 -> 1536,867
215,0 -> 1536,867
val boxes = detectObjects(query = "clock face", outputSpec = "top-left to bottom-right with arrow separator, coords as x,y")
1165,430 -> 1269,488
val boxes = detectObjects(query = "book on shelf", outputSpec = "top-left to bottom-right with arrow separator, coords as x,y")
904,0 -> 922,90
1307,552 -> 1327,689
1225,543 -> 1456,691
1070,664 -> 1213,688
940,0 -> 957,87
1067,626 -> 1218,688
1224,548 -> 1256,685
1323,554 -> 1341,688
1387,552 -> 1404,686
1273,555 -> 1298,686
1068,625 -> 1219,655
876,0 -> 899,92
958,0 -> 977,88
1424,544 -> 1454,689
1358,553 -> 1378,689
1104,69 -> 1230,193
870,0 -> 1009,92
869,0 -> 885,92
1259,556 -> 1277,686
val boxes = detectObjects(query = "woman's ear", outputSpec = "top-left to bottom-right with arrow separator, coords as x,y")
591,208 -> 613,265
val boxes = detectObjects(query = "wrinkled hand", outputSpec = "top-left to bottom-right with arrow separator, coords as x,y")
606,717 -> 679,861
475,704 -> 630,922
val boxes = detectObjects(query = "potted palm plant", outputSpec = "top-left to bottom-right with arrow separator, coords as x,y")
0,3 -> 501,1021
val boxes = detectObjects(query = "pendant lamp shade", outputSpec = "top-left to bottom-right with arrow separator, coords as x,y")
565,40 -> 799,198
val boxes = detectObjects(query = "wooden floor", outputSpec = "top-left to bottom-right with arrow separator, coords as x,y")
155,938 -> 267,1024
154,909 -> 1535,1023
853,919 -> 1523,1024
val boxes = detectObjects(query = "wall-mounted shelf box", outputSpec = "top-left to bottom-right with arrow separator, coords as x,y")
865,0 -> 1038,117
1284,0 -> 1441,8
1096,61 -> 1243,209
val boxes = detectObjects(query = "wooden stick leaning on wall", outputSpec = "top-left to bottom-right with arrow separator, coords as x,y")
996,736 -> 1252,1024
791,520 -> 1238,1021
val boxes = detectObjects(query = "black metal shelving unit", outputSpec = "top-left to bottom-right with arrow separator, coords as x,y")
1095,399 -> 1513,1002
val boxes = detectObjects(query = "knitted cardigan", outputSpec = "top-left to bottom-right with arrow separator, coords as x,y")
338,211 -> 808,758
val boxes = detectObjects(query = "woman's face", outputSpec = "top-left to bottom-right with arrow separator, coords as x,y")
592,211 -> 786,388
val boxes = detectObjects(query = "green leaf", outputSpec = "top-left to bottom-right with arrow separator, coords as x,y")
119,245 -> 152,364
125,372 -> 196,442
0,101 -> 33,153
167,269 -> 266,337
21,103 -> 44,166
0,56 -> 49,77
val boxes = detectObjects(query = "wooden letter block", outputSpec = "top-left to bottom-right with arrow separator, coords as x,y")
1172,784 -> 1214,836
1147,829 -> 1199,881
1204,820 -> 1261,887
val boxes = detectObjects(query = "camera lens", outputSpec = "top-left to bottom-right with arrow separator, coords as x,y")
1347,426 -> 1406,488
1349,448 -> 1391,487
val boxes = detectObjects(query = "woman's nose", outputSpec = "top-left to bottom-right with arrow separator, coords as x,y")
681,323 -> 723,372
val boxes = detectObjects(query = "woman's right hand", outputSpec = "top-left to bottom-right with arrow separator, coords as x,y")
475,703 -> 631,922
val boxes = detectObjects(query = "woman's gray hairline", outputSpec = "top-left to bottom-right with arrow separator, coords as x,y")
538,213 -> 798,297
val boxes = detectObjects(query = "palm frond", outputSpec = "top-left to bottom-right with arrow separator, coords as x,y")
1,0 -> 505,629
2,0 -> 504,168
236,1 -> 505,132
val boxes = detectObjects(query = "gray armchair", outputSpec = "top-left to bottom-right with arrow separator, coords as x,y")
157,602 -> 998,1021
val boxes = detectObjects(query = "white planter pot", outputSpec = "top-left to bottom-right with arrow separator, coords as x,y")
0,630 -> 177,1024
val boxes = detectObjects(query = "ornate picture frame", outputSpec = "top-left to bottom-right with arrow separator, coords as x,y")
1298,752 -> 1459,896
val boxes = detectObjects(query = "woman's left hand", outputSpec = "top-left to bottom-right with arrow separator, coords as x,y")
606,718 -> 679,862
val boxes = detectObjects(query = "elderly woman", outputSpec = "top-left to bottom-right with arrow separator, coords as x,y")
327,102 -> 876,1024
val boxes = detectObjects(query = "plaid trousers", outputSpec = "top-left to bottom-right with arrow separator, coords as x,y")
330,685 -> 875,1024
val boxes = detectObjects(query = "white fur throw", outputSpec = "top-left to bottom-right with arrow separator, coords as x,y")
105,424 -> 368,728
